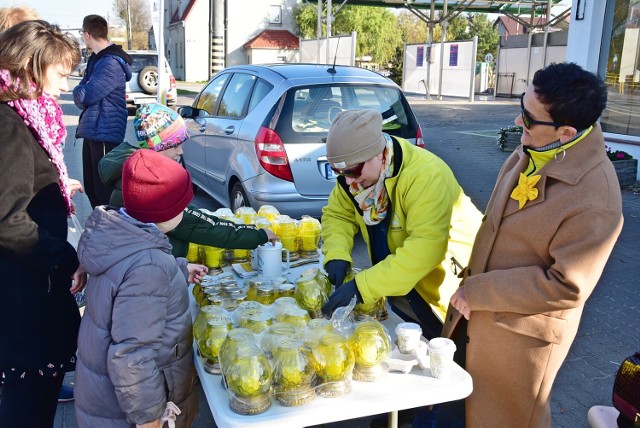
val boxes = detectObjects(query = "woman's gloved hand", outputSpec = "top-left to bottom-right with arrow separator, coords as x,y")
324,259 -> 350,287
322,279 -> 362,317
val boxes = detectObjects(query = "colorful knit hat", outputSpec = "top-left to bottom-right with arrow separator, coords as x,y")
122,149 -> 193,223
134,103 -> 189,151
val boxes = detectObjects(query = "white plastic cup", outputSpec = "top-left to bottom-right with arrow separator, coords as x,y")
427,337 -> 457,379
256,242 -> 290,279
395,322 -> 422,354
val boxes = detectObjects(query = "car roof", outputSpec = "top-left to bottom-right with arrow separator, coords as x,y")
126,50 -> 159,55
218,63 -> 396,86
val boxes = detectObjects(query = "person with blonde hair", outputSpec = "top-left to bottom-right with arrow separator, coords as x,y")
0,20 -> 86,427
0,5 -> 39,32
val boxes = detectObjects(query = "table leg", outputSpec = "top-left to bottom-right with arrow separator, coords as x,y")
387,410 -> 398,428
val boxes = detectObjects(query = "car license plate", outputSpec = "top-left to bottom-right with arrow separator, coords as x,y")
324,162 -> 337,180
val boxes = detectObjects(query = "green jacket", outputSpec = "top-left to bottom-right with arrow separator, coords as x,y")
321,137 -> 477,321
99,142 -> 268,257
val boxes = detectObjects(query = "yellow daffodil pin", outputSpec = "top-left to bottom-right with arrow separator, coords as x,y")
510,173 -> 541,209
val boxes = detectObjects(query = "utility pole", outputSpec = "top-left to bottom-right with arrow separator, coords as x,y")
126,0 -> 132,50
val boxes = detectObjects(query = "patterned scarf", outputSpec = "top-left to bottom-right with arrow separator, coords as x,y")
0,69 -> 72,214
349,134 -> 394,225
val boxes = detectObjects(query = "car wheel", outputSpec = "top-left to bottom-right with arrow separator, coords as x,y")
230,182 -> 249,213
138,66 -> 159,95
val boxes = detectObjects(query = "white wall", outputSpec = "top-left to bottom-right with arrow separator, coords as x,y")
497,45 -> 567,95
249,48 -> 300,64
566,0 -> 607,73
299,34 -> 356,65
403,41 -> 475,98
183,0 -> 210,82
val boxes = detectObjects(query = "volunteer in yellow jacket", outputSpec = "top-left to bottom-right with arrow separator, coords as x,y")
321,109 -> 465,339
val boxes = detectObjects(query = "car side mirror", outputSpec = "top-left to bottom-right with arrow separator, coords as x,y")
178,106 -> 197,119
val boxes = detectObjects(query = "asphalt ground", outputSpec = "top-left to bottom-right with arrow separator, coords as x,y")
52,80 -> 640,428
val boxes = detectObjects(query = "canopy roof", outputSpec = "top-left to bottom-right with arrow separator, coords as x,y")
334,0 -> 570,28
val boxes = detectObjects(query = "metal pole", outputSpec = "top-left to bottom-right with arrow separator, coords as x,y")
157,0 -> 166,104
542,0 -> 551,67
437,0 -> 448,100
317,0 -> 322,64
211,0 -> 225,75
126,0 -> 132,49
469,35 -> 477,102
326,0 -> 332,65
425,0 -> 435,99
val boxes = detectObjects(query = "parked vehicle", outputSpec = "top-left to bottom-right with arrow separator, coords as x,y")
178,64 -> 423,218
72,62 -> 87,77
125,50 -> 177,107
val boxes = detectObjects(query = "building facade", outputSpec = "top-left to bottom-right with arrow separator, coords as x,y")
568,0 -> 640,167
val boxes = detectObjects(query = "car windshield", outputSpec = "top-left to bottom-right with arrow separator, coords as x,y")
129,55 -> 157,73
277,84 -> 412,139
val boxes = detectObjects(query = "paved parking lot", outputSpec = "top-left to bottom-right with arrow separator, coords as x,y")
54,81 -> 640,428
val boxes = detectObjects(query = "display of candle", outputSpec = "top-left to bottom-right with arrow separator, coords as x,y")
272,338 -> 316,406
235,206 -> 257,225
203,245 -> 225,269
257,205 -> 280,222
219,328 -> 257,376
295,270 -> 328,319
297,215 -> 321,256
186,242 -> 201,263
225,345 -> 273,415
199,319 -> 232,374
310,332 -> 354,397
276,215 -> 298,256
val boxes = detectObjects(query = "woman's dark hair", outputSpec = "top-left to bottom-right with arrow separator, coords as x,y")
0,20 -> 80,101
532,62 -> 607,131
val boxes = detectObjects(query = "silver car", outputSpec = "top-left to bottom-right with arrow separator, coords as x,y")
178,64 -> 424,218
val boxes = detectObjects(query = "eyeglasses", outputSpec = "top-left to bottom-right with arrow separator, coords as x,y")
519,93 -> 566,130
78,30 -> 87,35
330,162 -> 365,178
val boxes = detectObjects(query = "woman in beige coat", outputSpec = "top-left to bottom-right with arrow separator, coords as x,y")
443,63 -> 624,427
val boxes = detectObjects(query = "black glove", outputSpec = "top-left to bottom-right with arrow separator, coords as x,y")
322,280 -> 362,317
324,259 -> 350,287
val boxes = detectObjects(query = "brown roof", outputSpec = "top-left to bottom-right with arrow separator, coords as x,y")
243,30 -> 299,50
494,15 -> 549,35
169,0 -> 196,24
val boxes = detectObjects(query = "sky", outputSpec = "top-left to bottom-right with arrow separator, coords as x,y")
17,0 -> 116,30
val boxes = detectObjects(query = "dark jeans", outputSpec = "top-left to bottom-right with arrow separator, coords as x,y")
390,288 -> 444,341
82,139 -> 119,208
0,375 -> 64,428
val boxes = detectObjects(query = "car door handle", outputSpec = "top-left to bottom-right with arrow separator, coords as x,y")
224,126 -> 235,135
195,118 -> 206,133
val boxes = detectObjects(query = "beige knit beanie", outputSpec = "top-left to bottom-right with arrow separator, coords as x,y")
326,109 -> 386,169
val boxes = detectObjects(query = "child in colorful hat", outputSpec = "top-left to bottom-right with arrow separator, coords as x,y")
98,103 -> 276,258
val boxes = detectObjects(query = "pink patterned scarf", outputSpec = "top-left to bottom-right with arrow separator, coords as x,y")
0,69 -> 72,214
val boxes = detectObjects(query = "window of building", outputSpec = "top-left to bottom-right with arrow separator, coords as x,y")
270,5 -> 282,24
600,0 -> 640,136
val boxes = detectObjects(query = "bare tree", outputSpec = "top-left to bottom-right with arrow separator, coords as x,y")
113,0 -> 151,50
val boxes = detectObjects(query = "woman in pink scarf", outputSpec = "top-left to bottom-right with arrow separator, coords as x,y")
0,20 -> 87,427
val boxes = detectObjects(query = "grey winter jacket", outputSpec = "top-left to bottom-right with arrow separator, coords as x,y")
75,207 -> 198,427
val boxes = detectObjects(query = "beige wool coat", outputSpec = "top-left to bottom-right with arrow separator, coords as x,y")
442,124 -> 623,428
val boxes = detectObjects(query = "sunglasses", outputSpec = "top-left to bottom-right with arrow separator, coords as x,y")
520,93 -> 566,129
330,162 -> 365,178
